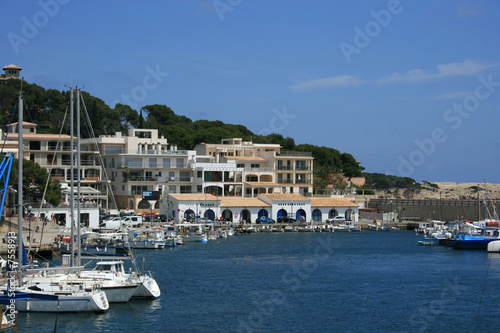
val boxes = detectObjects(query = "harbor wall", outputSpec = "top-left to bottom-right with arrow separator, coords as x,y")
368,198 -> 500,221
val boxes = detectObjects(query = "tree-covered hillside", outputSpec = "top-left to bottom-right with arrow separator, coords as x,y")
1,79 -> 371,189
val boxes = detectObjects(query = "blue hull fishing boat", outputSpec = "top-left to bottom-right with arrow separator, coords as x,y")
451,235 -> 497,250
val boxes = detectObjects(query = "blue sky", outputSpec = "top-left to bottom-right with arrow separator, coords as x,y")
2,0 -> 500,183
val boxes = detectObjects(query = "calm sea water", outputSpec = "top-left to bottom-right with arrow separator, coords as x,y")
16,231 -> 500,332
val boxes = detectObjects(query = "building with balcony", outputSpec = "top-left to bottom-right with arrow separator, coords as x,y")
195,138 -> 313,197
192,161 -> 244,197
275,151 -> 314,196
4,121 -> 108,210
92,128 -> 196,213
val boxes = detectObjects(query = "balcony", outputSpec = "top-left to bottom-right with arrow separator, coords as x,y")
126,176 -> 158,182
46,146 -> 74,152
277,166 -> 292,171
81,160 -> 99,166
244,167 -> 274,172
128,149 -> 188,156
277,179 -> 293,184
295,166 -> 310,171
167,177 -> 193,182
277,151 -> 312,157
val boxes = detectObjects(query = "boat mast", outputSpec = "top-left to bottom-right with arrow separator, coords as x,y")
70,87 -> 75,266
76,88 -> 81,267
17,92 -> 24,283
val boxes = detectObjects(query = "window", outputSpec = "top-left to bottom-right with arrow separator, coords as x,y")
247,175 -> 258,182
168,171 -> 175,181
168,185 -> 176,193
176,158 -> 184,168
180,172 -> 190,181
197,185 -> 202,192
251,164 -> 260,168
132,185 -> 148,195
180,186 -> 191,193
47,154 -> 56,165
197,171 -> 202,178
296,174 -> 306,183
237,164 -> 244,168
104,145 -> 123,154
125,158 -> 142,168
128,171 -> 141,181
163,158 -> 170,168
296,160 -> 306,170
149,158 -> 157,168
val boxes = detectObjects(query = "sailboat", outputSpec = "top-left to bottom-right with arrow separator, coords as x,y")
51,88 -> 160,301
79,259 -> 161,299
0,90 -> 109,312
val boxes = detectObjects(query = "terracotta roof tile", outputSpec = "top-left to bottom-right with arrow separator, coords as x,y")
310,197 -> 358,207
7,133 -> 73,140
168,193 -> 219,201
226,156 -> 267,161
261,193 -> 310,201
220,197 -> 270,207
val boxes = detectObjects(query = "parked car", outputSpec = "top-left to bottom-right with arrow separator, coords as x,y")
156,214 -> 168,222
255,216 -> 275,224
326,216 -> 345,223
99,218 -> 125,230
122,215 -> 143,227
277,216 -> 296,223
143,213 -> 159,222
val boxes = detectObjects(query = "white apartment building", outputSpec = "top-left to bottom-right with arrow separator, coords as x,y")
3,121 -> 349,219
92,128 -> 196,213
195,138 -> 314,197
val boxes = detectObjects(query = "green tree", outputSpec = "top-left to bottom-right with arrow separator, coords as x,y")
10,159 -> 61,207
340,153 -> 364,179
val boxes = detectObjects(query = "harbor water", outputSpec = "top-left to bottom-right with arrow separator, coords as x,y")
16,231 -> 500,332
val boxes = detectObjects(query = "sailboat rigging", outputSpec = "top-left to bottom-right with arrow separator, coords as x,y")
0,89 -> 109,312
